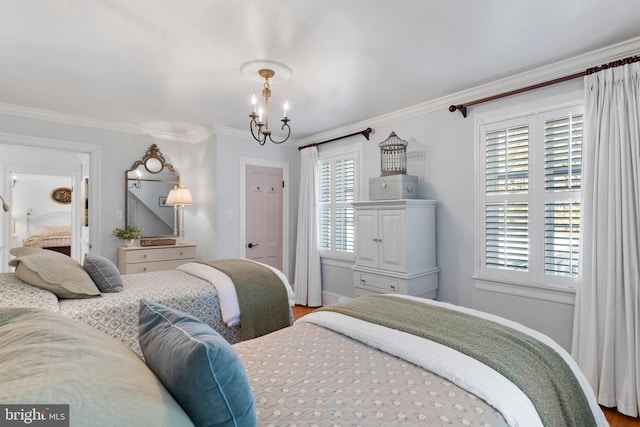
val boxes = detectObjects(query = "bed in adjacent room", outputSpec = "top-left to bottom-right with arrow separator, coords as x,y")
23,211 -> 72,255
0,248 -> 294,356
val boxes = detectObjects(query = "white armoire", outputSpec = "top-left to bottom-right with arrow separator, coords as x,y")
352,199 -> 439,298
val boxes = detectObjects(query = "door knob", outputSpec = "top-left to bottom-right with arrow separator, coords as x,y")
247,242 -> 259,248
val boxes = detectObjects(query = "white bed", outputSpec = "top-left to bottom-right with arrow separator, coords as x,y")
23,211 -> 72,255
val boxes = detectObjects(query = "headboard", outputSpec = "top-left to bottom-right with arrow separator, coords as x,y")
26,211 -> 71,234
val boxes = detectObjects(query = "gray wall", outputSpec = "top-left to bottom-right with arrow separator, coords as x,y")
319,79 -> 584,350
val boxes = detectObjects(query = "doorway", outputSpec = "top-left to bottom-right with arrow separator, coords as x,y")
0,139 -> 96,272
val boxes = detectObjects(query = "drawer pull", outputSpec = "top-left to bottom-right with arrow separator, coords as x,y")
389,284 -> 396,290
143,267 -> 147,271
179,251 -> 183,256
142,254 -> 147,258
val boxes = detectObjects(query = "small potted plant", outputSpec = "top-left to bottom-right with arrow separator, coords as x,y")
112,224 -> 143,247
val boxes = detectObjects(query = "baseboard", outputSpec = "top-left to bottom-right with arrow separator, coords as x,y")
321,290 -> 353,306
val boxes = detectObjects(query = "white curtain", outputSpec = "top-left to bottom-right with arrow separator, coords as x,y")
572,61 -> 640,417
293,147 -> 322,306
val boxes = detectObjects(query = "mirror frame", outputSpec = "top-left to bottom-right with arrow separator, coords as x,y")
125,144 -> 180,238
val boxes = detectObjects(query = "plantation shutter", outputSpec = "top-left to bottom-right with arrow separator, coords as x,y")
317,161 -> 331,250
334,158 -> 355,252
543,114 -> 582,277
484,125 -> 530,272
316,154 -> 356,254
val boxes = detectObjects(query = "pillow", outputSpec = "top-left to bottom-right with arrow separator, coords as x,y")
0,307 -> 193,427
83,253 -> 123,292
138,299 -> 256,427
9,246 -> 45,257
8,248 -> 100,299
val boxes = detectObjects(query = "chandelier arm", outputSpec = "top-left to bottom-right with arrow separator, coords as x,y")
249,120 -> 267,145
267,121 -> 291,144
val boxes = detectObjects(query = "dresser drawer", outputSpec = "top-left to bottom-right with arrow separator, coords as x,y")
164,246 -> 196,260
356,273 -> 399,293
125,248 -> 165,264
124,259 -> 191,274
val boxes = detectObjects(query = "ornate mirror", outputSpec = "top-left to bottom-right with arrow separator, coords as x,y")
125,144 -> 180,238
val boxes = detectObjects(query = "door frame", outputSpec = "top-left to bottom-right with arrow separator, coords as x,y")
239,157 -> 290,276
0,132 -> 100,269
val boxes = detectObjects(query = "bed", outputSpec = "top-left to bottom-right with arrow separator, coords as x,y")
23,211 -> 72,255
233,295 -> 608,426
0,295 -> 608,427
1,248 -> 294,356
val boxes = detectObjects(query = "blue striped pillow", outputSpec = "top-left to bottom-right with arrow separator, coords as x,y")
138,299 -> 256,427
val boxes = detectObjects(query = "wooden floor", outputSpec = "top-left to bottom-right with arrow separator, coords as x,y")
602,407 -> 640,427
292,304 -> 317,321
291,305 -> 639,426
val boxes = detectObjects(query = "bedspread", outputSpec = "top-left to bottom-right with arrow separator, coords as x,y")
234,321 -> 509,426
0,270 -> 241,357
303,296 -> 607,427
59,270 -> 241,356
24,226 -> 71,248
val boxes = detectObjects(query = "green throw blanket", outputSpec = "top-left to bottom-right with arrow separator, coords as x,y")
319,295 -> 596,427
198,259 -> 291,341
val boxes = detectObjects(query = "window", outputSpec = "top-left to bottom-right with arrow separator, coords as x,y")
317,150 -> 359,258
477,104 -> 583,293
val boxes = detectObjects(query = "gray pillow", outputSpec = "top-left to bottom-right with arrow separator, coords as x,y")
0,307 -> 193,427
9,249 -> 100,299
83,254 -> 123,293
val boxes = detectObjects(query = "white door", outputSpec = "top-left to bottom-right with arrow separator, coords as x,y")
245,165 -> 283,270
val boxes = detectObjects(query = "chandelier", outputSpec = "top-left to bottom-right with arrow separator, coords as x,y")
249,69 -> 291,145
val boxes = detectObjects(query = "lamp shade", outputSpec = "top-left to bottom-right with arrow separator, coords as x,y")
166,186 -> 193,206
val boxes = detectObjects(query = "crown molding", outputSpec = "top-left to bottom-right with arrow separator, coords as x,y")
297,36 -> 640,146
0,102 -> 212,144
0,102 -> 144,135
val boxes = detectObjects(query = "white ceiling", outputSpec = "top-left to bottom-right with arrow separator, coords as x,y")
1,0 -> 640,142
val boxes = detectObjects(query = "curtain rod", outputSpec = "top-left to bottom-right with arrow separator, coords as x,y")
449,54 -> 640,118
298,127 -> 372,151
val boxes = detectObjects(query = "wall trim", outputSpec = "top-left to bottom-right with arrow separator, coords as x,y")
321,290 -> 353,306
474,276 -> 576,306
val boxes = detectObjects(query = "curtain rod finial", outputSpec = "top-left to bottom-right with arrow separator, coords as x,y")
449,105 -> 467,118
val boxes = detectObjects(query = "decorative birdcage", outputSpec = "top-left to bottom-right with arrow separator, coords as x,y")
378,131 -> 408,176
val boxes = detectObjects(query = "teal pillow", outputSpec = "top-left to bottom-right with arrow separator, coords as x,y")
83,254 -> 123,292
138,300 -> 256,427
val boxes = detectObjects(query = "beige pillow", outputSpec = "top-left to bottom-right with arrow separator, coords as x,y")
9,249 -> 100,299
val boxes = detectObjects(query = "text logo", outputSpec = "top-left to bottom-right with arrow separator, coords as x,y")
0,405 -> 68,427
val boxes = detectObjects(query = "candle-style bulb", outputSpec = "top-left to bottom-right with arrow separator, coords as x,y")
258,106 -> 263,123
283,100 -> 289,117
